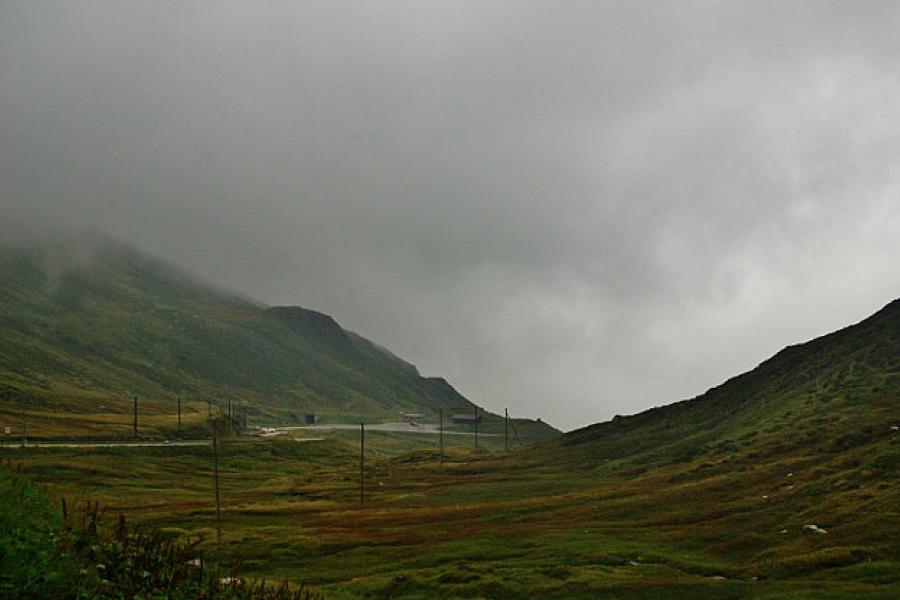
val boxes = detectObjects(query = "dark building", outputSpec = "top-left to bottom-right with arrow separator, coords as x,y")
451,413 -> 482,425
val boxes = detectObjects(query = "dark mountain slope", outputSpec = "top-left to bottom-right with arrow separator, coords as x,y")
557,298 -> 898,465
0,235 -> 557,437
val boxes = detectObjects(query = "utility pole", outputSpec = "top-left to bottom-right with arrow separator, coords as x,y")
359,423 -> 365,507
211,421 -> 222,551
439,408 -> 444,468
20,393 -> 27,447
177,396 -> 182,435
474,406 -> 479,449
505,408 -> 509,452
133,396 -> 138,439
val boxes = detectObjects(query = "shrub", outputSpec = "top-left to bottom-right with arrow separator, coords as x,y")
0,465 -> 322,599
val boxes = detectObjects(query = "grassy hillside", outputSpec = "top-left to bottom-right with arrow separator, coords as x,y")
0,235 -> 556,440
3,298 -> 897,598
557,297 -> 898,467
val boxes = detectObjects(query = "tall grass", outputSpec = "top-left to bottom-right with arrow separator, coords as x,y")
0,461 -> 322,599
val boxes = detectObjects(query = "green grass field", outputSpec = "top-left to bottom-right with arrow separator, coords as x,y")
3,419 -> 897,599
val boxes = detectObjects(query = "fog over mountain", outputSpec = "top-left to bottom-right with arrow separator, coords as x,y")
2,1 -> 899,430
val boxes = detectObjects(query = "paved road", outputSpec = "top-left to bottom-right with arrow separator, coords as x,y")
0,438 -> 325,449
278,422 -> 500,437
0,422 -> 493,448
1,440 -> 211,449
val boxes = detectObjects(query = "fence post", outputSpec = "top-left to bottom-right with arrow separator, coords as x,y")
177,396 -> 182,434
133,396 -> 138,439
439,408 -> 444,468
474,406 -> 478,449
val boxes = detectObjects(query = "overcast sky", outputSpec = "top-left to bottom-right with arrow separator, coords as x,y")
2,2 -> 899,430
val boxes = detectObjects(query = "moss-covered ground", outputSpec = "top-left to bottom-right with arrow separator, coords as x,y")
3,417 -> 897,599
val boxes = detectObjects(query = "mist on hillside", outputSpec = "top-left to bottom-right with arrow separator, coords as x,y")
2,2 -> 900,429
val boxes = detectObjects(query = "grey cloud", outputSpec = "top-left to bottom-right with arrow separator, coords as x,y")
2,1 -> 899,429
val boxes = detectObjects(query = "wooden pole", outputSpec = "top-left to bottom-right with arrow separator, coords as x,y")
474,406 -> 479,449
439,408 -> 444,468
360,423 -> 365,507
20,393 -> 26,447
505,408 -> 509,452
177,396 -> 182,434
133,396 -> 138,439
212,421 -> 222,550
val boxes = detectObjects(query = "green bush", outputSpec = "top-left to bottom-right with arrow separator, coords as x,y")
0,467 -> 68,596
0,466 -> 323,599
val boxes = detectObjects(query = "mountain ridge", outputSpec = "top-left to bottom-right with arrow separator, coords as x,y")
535,296 -> 899,527
0,234 -> 557,437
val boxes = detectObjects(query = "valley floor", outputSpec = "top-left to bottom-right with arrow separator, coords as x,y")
3,430 -> 898,599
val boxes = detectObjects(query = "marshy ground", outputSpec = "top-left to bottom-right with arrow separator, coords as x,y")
3,424 -> 898,599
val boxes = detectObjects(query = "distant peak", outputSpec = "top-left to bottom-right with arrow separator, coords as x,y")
266,306 -> 350,342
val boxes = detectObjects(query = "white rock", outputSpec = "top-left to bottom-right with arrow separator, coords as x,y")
803,524 -> 827,534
